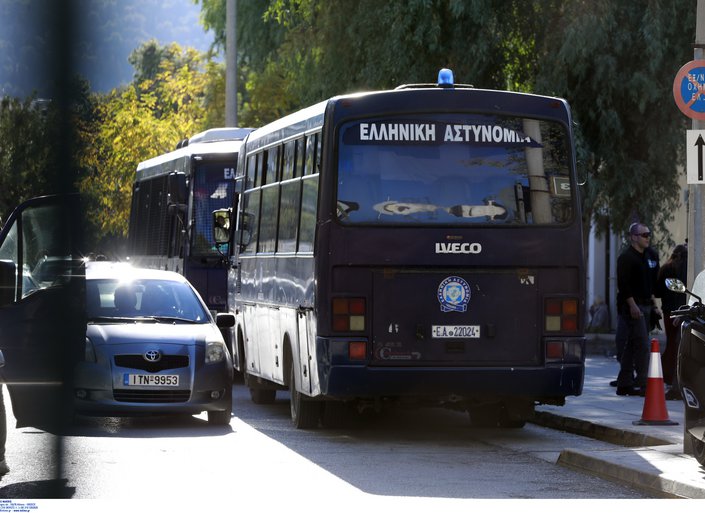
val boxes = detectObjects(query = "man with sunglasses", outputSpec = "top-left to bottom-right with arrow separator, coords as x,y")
614,222 -> 661,396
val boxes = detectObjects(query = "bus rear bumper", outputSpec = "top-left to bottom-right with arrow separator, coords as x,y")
314,337 -> 584,402
317,364 -> 584,401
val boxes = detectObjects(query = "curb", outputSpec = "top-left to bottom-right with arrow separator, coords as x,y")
557,448 -> 705,499
531,411 -> 705,499
531,411 -> 671,447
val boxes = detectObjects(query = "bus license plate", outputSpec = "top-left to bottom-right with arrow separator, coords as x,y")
124,374 -> 179,386
431,325 -> 480,339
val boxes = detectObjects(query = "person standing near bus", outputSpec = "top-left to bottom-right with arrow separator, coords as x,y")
614,222 -> 660,396
656,243 -> 688,399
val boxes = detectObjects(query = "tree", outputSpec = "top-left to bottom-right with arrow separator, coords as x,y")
198,0 -> 550,125
78,42 -> 219,243
0,96 -> 54,220
535,0 -> 694,246
0,77 -> 97,222
197,0 -> 695,246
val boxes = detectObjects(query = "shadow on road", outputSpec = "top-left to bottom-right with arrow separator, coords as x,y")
0,478 -> 75,498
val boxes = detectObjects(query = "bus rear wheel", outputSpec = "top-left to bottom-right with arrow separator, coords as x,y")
289,364 -> 320,429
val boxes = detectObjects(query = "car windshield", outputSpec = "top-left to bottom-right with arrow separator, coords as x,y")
86,278 -> 209,323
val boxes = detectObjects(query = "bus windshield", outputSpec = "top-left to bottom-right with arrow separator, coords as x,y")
191,162 -> 236,256
336,113 -> 572,225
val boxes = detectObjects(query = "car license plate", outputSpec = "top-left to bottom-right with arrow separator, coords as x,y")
431,325 -> 480,339
124,374 -> 179,386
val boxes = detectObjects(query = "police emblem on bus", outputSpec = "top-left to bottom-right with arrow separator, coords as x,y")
437,276 -> 471,312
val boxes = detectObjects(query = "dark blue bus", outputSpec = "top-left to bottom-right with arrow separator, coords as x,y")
218,70 -> 585,428
127,127 -> 253,327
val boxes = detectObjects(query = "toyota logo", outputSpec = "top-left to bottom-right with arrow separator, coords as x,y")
143,350 -> 161,362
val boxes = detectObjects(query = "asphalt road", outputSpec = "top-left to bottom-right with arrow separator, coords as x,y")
0,383 -> 653,512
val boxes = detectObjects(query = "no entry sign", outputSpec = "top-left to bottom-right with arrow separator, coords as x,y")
673,60 -> 705,120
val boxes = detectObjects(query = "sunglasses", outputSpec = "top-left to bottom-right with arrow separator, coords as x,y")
636,232 -> 651,238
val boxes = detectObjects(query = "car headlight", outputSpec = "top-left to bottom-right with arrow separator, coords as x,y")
205,341 -> 226,364
85,337 -> 97,363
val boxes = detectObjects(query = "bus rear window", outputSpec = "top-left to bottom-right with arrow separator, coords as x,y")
336,114 -> 573,226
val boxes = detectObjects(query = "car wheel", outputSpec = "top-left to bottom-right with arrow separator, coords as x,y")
207,399 -> 232,426
207,409 -> 231,426
289,363 -> 319,429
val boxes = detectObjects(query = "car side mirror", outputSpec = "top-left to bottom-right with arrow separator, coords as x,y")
215,312 -> 235,329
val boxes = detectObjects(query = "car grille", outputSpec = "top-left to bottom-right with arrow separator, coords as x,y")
114,354 -> 189,372
113,389 -> 191,403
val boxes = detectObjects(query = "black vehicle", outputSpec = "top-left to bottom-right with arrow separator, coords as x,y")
0,193 -> 85,429
665,277 -> 705,466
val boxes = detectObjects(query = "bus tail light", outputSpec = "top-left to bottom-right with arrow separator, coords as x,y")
546,339 -> 584,363
332,297 -> 366,332
544,298 -> 579,333
348,341 -> 367,360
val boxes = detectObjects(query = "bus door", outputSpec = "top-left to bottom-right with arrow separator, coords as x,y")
0,194 -> 85,428
296,307 -> 315,395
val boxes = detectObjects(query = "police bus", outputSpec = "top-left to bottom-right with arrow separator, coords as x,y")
215,70 -> 585,428
127,127 -> 252,326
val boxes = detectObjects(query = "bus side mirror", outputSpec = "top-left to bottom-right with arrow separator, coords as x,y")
0,260 -> 16,307
167,171 -> 187,206
212,209 -> 231,244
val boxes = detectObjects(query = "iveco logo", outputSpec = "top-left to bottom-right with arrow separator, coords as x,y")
144,350 -> 161,362
435,242 -> 482,254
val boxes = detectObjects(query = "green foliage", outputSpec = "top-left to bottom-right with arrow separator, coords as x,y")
196,0 -> 694,247
535,0 -> 694,247
78,42 -> 217,240
0,77 -> 97,223
0,96 -> 53,221
0,0 -> 697,255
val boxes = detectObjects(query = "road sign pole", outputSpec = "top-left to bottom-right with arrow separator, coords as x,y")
688,0 -> 705,289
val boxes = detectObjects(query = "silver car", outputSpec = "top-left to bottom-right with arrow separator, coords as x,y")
74,261 -> 234,425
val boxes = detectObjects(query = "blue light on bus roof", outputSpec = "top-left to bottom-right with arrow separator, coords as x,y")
437,68 -> 454,87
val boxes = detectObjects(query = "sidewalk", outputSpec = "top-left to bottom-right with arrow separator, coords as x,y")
533,346 -> 705,498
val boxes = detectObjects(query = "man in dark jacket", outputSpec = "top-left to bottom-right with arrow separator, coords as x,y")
614,222 -> 661,396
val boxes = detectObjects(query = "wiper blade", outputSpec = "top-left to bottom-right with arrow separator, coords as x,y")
149,316 -> 199,324
88,316 -> 158,323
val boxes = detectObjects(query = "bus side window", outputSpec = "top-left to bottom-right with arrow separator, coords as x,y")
282,140 -> 295,181
294,137 -> 305,178
298,176 -> 318,253
265,147 -> 280,185
304,134 -> 317,176
315,133 -> 322,174
240,190 -> 260,254
278,180 -> 301,253
245,153 -> 261,189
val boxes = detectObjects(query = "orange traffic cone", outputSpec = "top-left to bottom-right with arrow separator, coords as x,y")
633,338 -> 678,426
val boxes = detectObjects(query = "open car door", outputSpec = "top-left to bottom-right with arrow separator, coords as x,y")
0,194 -> 85,430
